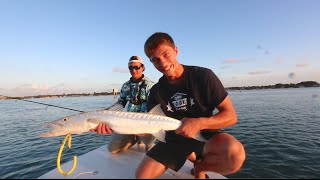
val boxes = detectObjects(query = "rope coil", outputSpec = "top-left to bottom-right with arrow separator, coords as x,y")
57,134 -> 77,176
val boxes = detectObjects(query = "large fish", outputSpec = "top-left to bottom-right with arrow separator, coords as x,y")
40,104 -> 207,143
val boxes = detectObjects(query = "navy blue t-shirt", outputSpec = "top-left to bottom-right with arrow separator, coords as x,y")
148,65 -> 228,121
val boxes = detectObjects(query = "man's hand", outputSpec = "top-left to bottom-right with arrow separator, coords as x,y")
175,117 -> 202,138
90,123 -> 113,134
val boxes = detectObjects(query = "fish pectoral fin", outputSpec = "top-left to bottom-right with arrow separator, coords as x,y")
87,118 -> 104,124
194,132 -> 208,142
148,104 -> 166,116
152,130 -> 166,143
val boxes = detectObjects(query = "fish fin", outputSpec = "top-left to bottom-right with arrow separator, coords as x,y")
107,103 -> 124,111
194,132 -> 208,142
148,104 -> 166,116
87,118 -> 104,124
152,130 -> 166,143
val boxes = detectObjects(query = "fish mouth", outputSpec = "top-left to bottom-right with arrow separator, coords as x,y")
43,121 -> 63,128
40,122 -> 63,137
39,131 -> 53,138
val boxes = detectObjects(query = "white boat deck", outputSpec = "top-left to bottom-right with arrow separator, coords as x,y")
38,144 -> 226,179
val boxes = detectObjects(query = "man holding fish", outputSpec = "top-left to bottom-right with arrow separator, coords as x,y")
104,55 -> 156,153
91,32 -> 246,179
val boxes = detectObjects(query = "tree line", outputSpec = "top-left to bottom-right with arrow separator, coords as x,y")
226,81 -> 320,91
1,81 -> 319,100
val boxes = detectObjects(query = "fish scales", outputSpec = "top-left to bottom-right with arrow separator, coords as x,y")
41,105 -> 207,142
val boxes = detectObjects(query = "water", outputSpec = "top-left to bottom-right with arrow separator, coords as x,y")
0,88 -> 320,178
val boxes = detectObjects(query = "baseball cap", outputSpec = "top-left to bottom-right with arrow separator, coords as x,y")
128,56 -> 144,66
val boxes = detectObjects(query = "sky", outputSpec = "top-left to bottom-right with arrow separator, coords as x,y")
0,0 -> 319,96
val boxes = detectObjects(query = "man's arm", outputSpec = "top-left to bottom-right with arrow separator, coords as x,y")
175,96 -> 237,138
207,96 -> 237,128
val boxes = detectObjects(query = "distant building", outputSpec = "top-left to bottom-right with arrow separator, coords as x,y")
113,89 -> 119,98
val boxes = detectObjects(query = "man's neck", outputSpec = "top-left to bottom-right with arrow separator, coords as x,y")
131,74 -> 144,82
166,64 -> 184,84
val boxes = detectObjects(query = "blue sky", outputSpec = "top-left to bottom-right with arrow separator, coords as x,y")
0,0 -> 319,96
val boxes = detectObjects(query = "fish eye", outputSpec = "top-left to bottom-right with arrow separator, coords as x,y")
63,118 -> 67,121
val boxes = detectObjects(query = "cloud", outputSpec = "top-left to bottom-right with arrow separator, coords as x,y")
13,83 -> 51,91
257,45 -> 262,50
256,44 -> 271,55
296,64 -> 308,68
275,57 -> 285,64
220,65 -> 230,69
108,83 -> 122,87
223,58 -> 255,65
7,83 -> 69,96
51,83 -> 65,89
113,67 -> 129,73
12,83 -> 52,95
1,82 -> 114,97
223,58 -> 240,64
105,83 -> 122,91
248,70 -> 271,75
288,72 -> 295,79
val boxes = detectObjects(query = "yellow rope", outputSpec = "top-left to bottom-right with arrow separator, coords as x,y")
57,134 -> 77,176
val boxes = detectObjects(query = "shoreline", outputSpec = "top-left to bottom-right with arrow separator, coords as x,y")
1,81 -> 319,100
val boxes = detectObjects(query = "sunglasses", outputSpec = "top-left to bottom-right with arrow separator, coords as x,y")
128,66 -> 142,70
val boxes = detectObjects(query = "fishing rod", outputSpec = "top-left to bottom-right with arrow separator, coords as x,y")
1,94 -> 86,175
0,95 -> 84,112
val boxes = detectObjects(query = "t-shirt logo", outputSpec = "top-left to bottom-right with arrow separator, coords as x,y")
167,92 -> 195,112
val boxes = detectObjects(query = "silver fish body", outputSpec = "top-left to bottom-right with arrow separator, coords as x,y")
40,105 -> 207,142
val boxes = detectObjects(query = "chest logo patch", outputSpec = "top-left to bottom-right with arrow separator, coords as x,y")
167,92 -> 195,112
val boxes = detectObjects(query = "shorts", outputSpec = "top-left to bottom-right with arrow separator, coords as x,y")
146,130 -> 221,171
108,133 -> 156,153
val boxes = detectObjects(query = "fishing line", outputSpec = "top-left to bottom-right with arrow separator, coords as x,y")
0,95 -> 84,112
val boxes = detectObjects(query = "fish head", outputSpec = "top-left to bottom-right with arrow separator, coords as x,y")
40,112 -> 97,137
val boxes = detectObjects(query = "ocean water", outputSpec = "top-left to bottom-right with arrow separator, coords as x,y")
0,88 -> 319,179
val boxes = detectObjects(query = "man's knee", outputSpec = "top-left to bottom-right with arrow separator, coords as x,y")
107,134 -> 138,153
107,145 -> 121,154
141,136 -> 156,145
140,136 -> 156,152
228,142 -> 246,173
